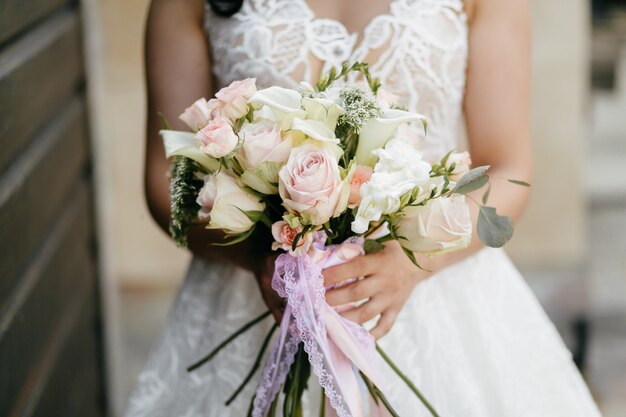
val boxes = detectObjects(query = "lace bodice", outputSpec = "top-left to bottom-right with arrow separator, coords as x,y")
204,0 -> 469,157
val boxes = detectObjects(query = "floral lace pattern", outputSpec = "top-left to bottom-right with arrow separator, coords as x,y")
125,1 -> 603,416
205,0 -> 469,159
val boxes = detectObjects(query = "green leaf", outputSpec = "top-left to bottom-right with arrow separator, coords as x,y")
240,161 -> 282,195
477,206 -> 513,248
212,226 -> 256,246
451,166 -> 490,195
364,239 -> 385,254
482,184 -> 491,205
235,207 -> 264,223
508,179 -> 531,187
401,246 -> 428,271
158,112 -> 172,130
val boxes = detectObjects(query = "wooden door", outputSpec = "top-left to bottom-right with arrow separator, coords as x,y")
0,0 -> 107,416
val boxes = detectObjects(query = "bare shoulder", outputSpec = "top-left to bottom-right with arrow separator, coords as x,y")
463,0 -> 478,23
465,0 -> 530,26
148,0 -> 205,24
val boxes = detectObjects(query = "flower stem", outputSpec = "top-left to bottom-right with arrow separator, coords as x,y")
225,324 -> 278,406
187,310 -> 272,372
319,387 -> 326,417
376,344 -> 441,417
359,371 -> 400,417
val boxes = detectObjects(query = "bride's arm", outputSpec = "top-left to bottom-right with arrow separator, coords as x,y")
324,0 -> 533,338
144,0 -> 264,271
424,0 -> 533,269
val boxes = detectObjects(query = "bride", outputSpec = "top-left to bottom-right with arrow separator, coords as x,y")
127,0 -> 602,416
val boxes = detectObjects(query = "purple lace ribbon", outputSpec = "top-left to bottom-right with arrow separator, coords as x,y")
252,239 -> 392,417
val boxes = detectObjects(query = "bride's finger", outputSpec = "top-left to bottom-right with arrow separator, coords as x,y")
325,275 -> 381,306
340,297 -> 387,324
323,255 -> 374,286
370,308 -> 399,340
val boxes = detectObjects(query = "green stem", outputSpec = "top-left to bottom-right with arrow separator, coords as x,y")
268,395 -> 279,417
376,344 -> 441,417
359,371 -> 400,417
246,394 -> 256,417
187,310 -> 271,372
319,388 -> 326,417
225,324 -> 278,406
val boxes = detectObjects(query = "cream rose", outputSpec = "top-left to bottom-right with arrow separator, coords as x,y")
212,78 -> 257,121
278,143 -> 344,225
196,172 -> 265,235
397,195 -> 472,256
196,117 -> 239,158
179,98 -> 211,131
447,152 -> 472,181
238,121 -> 293,169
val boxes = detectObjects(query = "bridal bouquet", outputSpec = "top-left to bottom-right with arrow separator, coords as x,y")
162,62 -> 524,417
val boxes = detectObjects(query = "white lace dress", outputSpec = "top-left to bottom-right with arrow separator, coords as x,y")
125,1 -> 603,416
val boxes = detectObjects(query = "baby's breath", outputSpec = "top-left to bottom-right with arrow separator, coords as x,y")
336,87 -> 382,135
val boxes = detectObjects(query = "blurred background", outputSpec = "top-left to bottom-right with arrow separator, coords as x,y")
0,0 -> 624,416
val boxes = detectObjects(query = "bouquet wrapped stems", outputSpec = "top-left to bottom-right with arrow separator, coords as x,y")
187,309 -> 440,417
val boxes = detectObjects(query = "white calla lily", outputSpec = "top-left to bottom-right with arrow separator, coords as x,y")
290,118 -> 339,143
354,109 -> 427,167
161,130 -> 220,171
249,86 -> 303,113
302,97 -> 345,130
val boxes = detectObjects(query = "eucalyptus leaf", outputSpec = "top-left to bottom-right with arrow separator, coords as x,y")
364,239 -> 385,254
477,206 -> 513,248
482,185 -> 491,205
451,166 -> 490,195
508,179 -> 531,187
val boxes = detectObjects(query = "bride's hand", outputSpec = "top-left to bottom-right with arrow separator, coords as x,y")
323,241 -> 431,340
252,254 -> 284,323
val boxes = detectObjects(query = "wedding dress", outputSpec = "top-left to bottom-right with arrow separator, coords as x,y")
125,1 -> 603,416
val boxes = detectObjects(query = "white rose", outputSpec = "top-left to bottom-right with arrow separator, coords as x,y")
351,183 -> 401,234
397,195 -> 472,256
196,172 -> 265,235
351,139 -> 432,234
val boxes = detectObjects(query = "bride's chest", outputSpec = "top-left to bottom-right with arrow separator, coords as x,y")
205,0 -> 469,114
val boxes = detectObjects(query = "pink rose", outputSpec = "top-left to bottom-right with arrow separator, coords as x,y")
271,221 -> 314,256
196,116 -> 239,158
278,144 -> 344,225
348,165 -> 373,207
213,78 -> 257,121
179,98 -> 212,131
196,175 -> 217,220
447,152 -> 472,181
238,121 -> 293,169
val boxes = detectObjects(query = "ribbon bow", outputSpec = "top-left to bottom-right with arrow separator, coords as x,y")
252,238 -> 392,417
